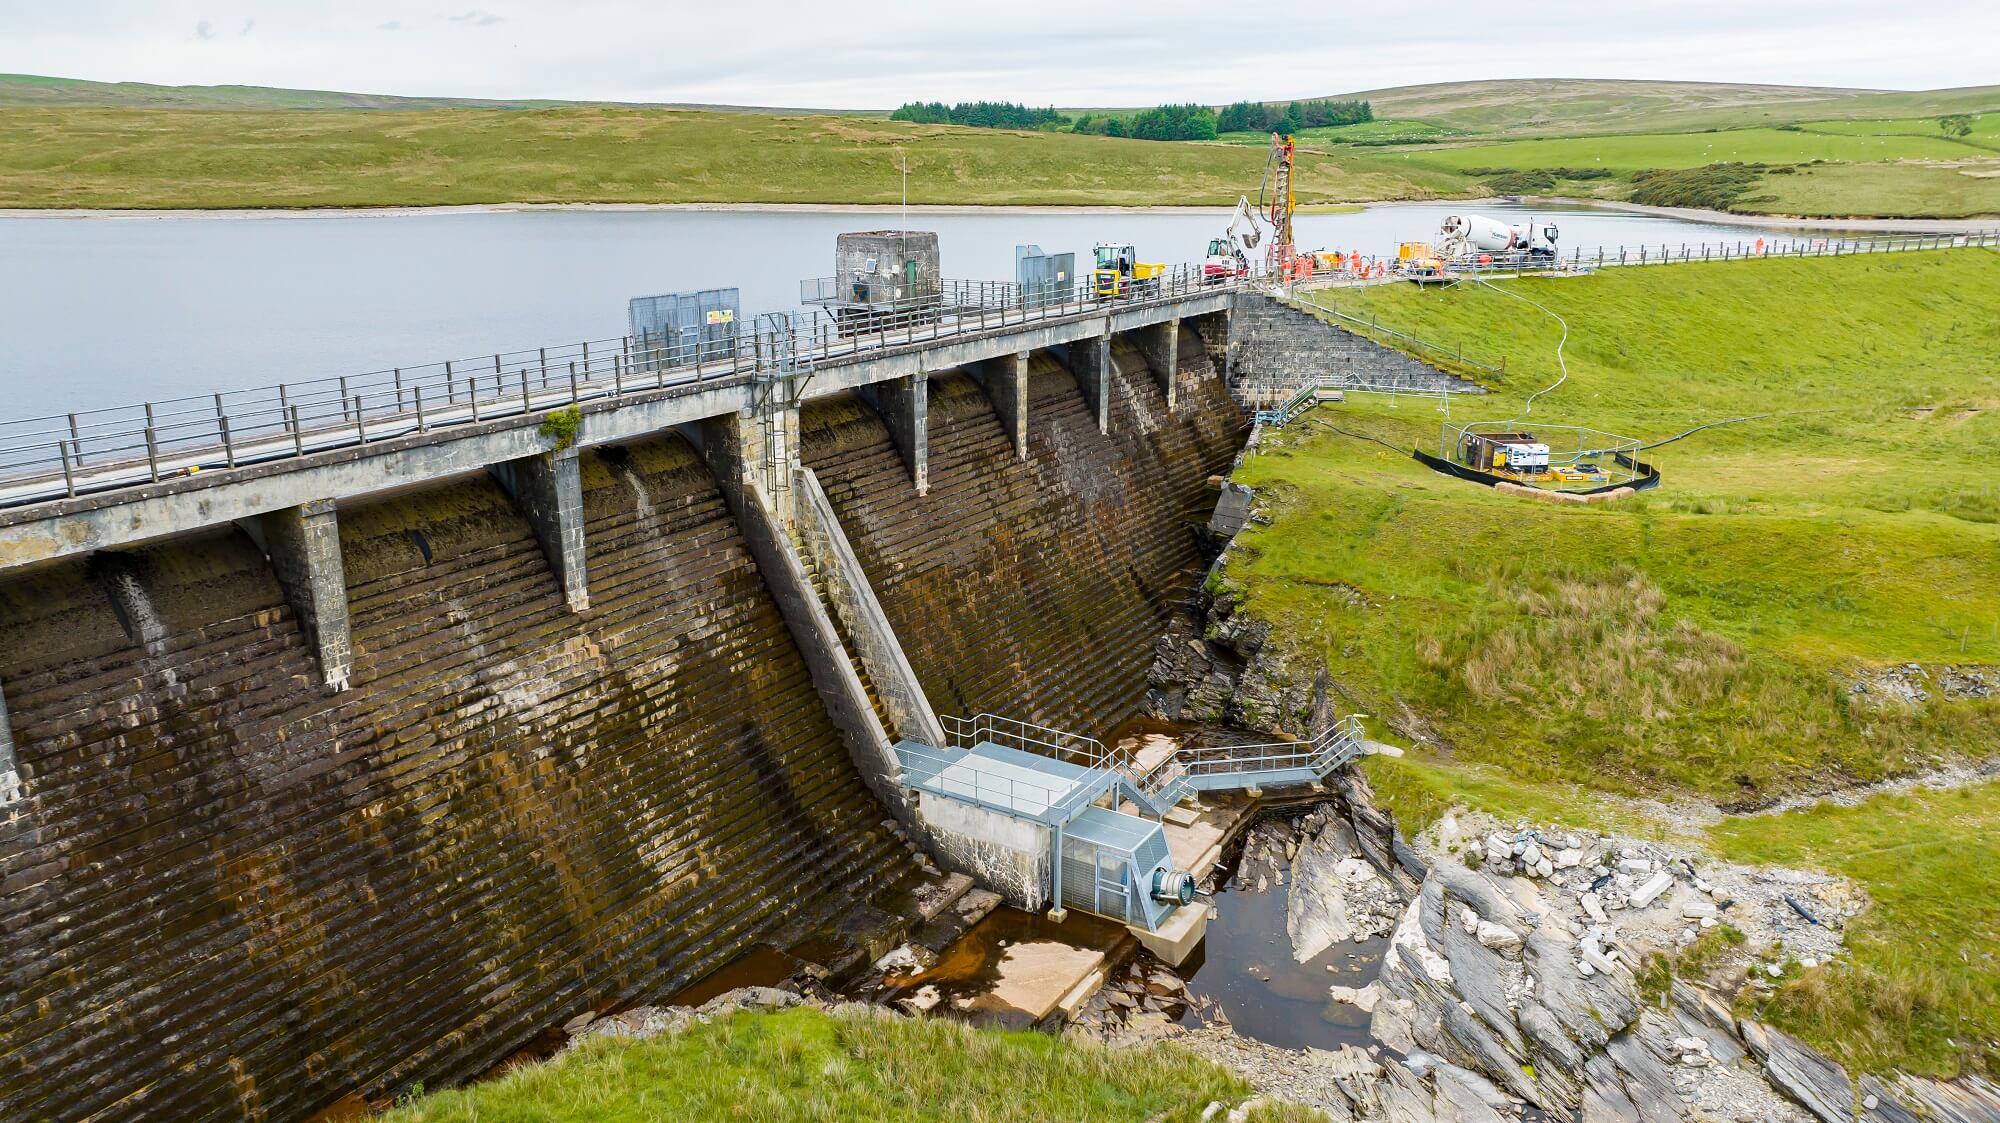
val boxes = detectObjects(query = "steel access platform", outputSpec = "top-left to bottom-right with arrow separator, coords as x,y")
888,713 -> 1368,935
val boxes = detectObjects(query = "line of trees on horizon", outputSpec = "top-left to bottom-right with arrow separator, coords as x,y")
1216,98 -> 1373,133
888,101 -> 1067,129
888,96 -> 1372,142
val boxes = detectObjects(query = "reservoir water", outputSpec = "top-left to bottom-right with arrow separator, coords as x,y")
0,201 -> 1853,421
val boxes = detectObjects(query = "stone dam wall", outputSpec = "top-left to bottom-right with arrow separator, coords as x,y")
1226,294 -> 1486,408
0,435 -> 917,1121
0,318 -> 1249,1121
803,326 -> 1246,738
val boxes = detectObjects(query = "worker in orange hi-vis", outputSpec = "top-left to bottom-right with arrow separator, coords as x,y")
1755,237 -> 1766,256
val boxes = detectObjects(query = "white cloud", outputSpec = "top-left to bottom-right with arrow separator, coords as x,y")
2,1 -> 1992,107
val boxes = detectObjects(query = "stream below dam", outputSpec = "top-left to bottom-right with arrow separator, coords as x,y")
0,200 -> 1876,421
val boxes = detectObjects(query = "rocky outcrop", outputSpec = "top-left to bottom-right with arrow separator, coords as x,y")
1150,589 -> 1324,734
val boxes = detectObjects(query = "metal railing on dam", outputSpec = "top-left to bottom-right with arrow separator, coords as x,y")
0,265 -> 1243,512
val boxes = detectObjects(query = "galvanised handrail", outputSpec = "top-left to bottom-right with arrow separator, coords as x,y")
0,262 -> 1246,510
941,712 -> 1113,770
1141,714 -> 1366,787
932,711 -> 1367,818
895,738 -> 1085,822
1297,302 -> 1507,377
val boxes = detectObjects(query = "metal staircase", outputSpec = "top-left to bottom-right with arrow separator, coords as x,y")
1253,382 -> 1347,428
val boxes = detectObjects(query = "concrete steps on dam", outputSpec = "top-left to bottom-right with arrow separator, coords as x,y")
0,433 -> 929,1122
798,551 -> 897,738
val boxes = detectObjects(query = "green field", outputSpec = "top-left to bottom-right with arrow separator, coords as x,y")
1231,250 -> 2000,1076
1347,79 -> 2000,138
1388,127 -> 1981,176
1804,115 -> 2000,145
1219,120 -> 1472,148
1342,114 -> 2000,218
375,1005 -> 1315,1123
0,106 -> 1463,209
1752,159 -> 2000,219
1231,251 -> 2000,799
3,75 -> 1997,216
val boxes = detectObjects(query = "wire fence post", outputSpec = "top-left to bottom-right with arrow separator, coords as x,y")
216,393 -> 236,468
290,406 -> 304,456
143,403 -> 160,481
58,440 -> 76,497
415,386 -> 428,432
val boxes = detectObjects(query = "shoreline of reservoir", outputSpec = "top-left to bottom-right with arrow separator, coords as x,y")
5,196 -> 1991,231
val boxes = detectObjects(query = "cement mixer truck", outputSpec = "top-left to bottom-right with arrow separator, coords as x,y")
1438,214 -> 1560,262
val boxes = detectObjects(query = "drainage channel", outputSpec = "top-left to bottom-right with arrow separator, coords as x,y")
1177,865 -> 1391,1051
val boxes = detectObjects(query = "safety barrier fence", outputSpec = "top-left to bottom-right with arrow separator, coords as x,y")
923,711 -> 1368,821
0,265 -> 1244,510
1154,714 -> 1365,785
1274,228 -> 2000,387
934,712 -> 1118,823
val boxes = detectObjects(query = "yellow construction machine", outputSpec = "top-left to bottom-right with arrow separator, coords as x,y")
1092,243 -> 1167,299
1398,241 -> 1446,278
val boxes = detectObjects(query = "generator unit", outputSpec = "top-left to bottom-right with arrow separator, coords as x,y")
1458,430 -> 1542,472
1057,806 -> 1195,932
1494,441 -> 1550,472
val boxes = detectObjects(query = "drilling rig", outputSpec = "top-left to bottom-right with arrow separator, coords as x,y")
1259,132 -> 1299,277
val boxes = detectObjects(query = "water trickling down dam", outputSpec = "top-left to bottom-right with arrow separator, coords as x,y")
0,277 -> 1479,1121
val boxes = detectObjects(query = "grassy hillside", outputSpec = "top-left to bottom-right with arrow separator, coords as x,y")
0,72 -> 822,113
1349,117 -> 2000,217
1231,251 -> 2000,1077
374,1005 -> 1315,1122
2,76 -> 1996,214
0,106 -> 1457,209
1339,79 -> 2000,137
1228,251 -> 2000,803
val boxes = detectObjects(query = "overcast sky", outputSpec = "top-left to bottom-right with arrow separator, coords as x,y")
4,2 -> 1994,108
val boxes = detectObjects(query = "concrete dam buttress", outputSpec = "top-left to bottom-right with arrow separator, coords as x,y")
0,287 -> 1440,1120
